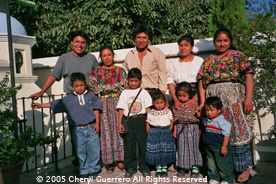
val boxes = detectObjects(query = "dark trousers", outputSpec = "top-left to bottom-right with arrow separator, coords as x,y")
123,117 -> 149,172
205,143 -> 235,183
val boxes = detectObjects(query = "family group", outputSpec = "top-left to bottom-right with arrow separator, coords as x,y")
31,24 -> 254,184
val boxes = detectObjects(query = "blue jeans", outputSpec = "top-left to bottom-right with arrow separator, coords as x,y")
73,124 -> 100,175
205,144 -> 235,183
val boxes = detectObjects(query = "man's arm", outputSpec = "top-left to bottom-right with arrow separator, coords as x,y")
156,49 -> 167,92
29,75 -> 57,100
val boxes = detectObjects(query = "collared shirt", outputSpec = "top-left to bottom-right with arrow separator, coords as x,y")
124,45 -> 167,92
202,114 -> 232,146
50,90 -> 102,126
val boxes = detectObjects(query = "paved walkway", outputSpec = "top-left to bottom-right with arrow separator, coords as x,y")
21,157 -> 276,184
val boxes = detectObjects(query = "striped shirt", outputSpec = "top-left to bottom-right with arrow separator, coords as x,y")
202,114 -> 232,146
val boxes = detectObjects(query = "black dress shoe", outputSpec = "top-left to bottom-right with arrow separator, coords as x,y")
125,168 -> 137,178
89,172 -> 98,179
142,170 -> 151,177
155,171 -> 161,177
78,174 -> 88,178
177,169 -> 189,176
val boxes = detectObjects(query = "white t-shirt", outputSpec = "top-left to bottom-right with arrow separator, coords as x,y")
167,55 -> 203,84
146,108 -> 173,127
116,88 -> 152,117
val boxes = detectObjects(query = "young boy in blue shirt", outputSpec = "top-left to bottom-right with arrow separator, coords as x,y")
33,72 -> 102,179
202,96 -> 235,184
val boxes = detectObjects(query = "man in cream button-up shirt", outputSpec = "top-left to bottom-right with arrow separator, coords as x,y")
124,24 -> 167,94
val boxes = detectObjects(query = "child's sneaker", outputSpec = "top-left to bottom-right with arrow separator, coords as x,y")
177,169 -> 189,176
190,166 -> 200,177
160,168 -> 168,177
209,179 -> 220,184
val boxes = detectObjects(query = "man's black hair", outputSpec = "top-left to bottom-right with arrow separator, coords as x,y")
205,96 -> 223,110
133,24 -> 152,40
70,30 -> 89,43
128,68 -> 142,80
70,72 -> 86,85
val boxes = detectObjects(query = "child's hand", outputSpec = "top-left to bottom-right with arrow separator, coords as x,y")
146,122 -> 150,134
119,123 -> 125,134
94,123 -> 100,135
197,104 -> 205,119
32,103 -> 40,109
169,124 -> 173,131
221,146 -> 227,156
173,130 -> 177,138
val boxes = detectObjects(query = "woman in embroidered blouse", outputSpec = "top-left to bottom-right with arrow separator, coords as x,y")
167,35 -> 203,110
198,28 -> 254,183
89,45 -> 127,174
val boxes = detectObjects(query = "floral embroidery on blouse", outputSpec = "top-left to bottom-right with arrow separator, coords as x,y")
148,108 -> 172,116
89,66 -> 127,96
173,103 -> 199,124
197,50 -> 253,89
146,108 -> 173,127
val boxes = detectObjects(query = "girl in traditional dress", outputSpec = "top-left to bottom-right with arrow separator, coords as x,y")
89,45 -> 127,173
145,91 -> 176,177
173,82 -> 202,177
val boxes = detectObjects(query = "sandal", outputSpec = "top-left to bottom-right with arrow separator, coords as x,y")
117,162 -> 126,172
106,166 -> 115,174
168,165 -> 177,172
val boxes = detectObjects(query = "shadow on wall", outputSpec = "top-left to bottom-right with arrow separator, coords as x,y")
253,76 -> 276,141
18,96 -> 73,172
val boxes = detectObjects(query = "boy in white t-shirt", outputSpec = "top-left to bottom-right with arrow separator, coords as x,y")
117,68 -> 152,178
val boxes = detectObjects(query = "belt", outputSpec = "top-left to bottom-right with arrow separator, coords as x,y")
178,123 -> 198,126
130,114 -> 147,118
79,122 -> 94,128
98,93 -> 119,98
145,88 -> 158,92
150,125 -> 170,129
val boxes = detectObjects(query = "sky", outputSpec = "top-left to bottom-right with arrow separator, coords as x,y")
252,0 -> 275,8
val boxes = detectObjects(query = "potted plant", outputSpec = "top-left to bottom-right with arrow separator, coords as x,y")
0,73 -> 59,184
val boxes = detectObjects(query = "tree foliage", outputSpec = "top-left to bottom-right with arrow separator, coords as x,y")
236,0 -> 276,130
208,0 -> 249,37
10,0 -> 211,58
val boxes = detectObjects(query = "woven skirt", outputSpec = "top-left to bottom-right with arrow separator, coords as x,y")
145,127 -> 176,165
176,124 -> 202,169
232,143 -> 253,172
99,96 -> 124,165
